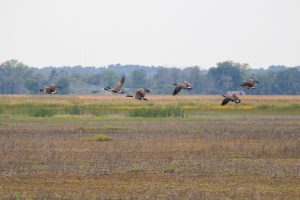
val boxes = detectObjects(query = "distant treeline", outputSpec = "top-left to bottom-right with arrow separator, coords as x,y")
1,59 -> 300,95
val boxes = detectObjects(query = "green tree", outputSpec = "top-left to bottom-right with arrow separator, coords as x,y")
0,59 -> 30,94
57,77 -> 70,94
87,73 -> 102,85
208,61 -> 243,93
131,69 -> 146,88
273,68 -> 300,94
48,69 -> 58,82
153,68 -> 171,94
24,79 -> 40,94
101,70 -> 118,87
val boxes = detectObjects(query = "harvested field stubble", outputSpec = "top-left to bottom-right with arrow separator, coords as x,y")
0,95 -> 299,199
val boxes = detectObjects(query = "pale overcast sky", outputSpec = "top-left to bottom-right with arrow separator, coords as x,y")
0,0 -> 299,68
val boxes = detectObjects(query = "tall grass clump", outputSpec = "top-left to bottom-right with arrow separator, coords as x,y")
19,104 -> 55,117
12,103 -> 58,117
29,107 -> 55,117
0,104 -> 3,114
81,134 -> 112,142
257,103 -> 278,110
100,125 -> 129,130
164,161 -> 177,173
285,103 -> 300,110
87,104 -> 112,116
257,103 -> 300,111
129,106 -> 184,118
64,104 -> 82,115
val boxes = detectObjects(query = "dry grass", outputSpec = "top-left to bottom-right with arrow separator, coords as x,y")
80,134 -> 112,142
0,95 -> 299,199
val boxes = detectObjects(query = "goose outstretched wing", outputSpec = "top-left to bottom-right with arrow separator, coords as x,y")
221,97 -> 231,106
114,75 -> 125,91
173,86 -> 182,95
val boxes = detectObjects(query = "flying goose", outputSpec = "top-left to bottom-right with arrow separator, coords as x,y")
104,74 -> 125,94
241,79 -> 259,89
221,93 -> 241,106
126,88 -> 150,100
172,81 -> 192,95
40,84 -> 61,94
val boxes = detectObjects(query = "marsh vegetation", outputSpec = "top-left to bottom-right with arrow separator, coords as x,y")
0,95 -> 299,199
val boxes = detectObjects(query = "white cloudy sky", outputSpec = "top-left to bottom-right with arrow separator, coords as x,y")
0,0 -> 299,68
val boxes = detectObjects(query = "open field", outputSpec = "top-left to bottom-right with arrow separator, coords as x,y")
0,95 -> 299,199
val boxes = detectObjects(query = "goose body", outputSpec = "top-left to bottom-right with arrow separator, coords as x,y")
126,88 -> 150,100
221,94 -> 241,106
40,84 -> 60,94
241,79 -> 259,89
172,81 -> 192,95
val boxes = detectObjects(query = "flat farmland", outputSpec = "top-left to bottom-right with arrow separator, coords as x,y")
0,95 -> 299,199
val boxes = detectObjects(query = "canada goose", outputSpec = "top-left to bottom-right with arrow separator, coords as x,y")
221,94 -> 241,106
241,79 -> 259,89
126,88 -> 150,100
104,74 -> 125,94
172,81 -> 192,95
40,84 -> 61,94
